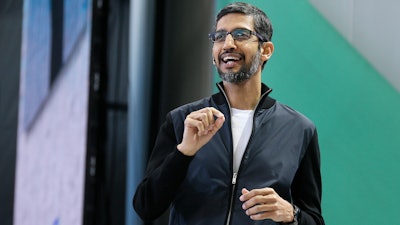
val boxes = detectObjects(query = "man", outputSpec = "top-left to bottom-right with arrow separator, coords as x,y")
133,2 -> 324,225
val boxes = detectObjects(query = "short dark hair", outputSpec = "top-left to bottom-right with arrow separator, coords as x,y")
215,2 -> 273,42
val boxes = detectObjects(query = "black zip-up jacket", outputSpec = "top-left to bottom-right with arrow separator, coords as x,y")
133,82 -> 324,225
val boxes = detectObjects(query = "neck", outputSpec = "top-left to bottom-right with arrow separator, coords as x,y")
222,73 -> 261,110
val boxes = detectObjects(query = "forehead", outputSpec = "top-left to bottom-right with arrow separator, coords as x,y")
216,13 -> 255,31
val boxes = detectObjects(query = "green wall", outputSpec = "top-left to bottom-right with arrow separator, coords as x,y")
215,1 -> 400,224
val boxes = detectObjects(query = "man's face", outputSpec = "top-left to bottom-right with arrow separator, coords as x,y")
212,13 -> 263,83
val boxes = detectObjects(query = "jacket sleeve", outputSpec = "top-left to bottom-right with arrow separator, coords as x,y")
133,113 -> 194,221
291,129 -> 325,225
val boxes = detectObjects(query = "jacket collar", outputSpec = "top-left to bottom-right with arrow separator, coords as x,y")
213,81 -> 276,110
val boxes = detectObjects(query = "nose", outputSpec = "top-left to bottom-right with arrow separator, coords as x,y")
222,34 -> 237,50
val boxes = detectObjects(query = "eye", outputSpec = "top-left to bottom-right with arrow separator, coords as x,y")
213,31 -> 226,42
232,29 -> 251,40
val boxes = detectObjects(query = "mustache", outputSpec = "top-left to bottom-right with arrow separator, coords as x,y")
219,49 -> 243,55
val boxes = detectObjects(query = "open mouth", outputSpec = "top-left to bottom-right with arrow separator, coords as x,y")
222,55 -> 240,63
220,53 -> 243,66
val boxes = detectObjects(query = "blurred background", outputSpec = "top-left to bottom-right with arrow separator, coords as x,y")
1,0 -> 399,225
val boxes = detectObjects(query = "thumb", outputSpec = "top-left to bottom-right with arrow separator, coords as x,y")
214,116 -> 225,130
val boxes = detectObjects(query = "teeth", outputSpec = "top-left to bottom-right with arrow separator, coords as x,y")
222,56 -> 239,62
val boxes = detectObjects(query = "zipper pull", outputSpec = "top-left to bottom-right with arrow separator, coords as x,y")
232,172 -> 238,185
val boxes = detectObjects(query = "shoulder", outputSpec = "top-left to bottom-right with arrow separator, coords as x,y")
273,101 -> 316,130
169,96 -> 214,120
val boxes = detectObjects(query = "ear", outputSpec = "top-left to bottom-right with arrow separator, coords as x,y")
260,42 -> 274,61
213,58 -> 216,65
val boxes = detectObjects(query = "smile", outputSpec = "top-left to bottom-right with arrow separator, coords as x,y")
220,53 -> 243,63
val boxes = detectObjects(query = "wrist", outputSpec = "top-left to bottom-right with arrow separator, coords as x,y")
177,143 -> 196,156
282,204 -> 300,225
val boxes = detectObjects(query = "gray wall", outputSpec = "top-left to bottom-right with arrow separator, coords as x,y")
309,0 -> 400,92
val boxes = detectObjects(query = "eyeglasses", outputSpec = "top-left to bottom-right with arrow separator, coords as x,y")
208,28 -> 266,43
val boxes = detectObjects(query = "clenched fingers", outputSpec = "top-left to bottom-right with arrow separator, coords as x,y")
177,107 -> 225,156
185,107 -> 224,136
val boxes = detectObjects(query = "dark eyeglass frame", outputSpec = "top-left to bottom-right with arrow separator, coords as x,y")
208,28 -> 267,43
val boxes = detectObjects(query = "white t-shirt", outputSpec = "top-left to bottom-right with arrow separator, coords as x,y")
231,108 -> 254,173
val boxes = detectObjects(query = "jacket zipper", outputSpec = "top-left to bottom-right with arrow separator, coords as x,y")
225,172 -> 238,225
223,100 -> 265,225
217,83 -> 272,225
218,83 -> 235,225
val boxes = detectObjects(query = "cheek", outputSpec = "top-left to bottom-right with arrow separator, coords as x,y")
212,49 -> 219,64
212,44 -> 222,58
211,47 -> 218,56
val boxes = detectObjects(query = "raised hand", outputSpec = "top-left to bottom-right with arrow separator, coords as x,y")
177,107 -> 225,156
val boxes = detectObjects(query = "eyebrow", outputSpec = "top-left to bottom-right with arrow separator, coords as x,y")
215,27 -> 251,32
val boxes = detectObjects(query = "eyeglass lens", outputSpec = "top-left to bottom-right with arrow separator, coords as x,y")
211,29 -> 253,42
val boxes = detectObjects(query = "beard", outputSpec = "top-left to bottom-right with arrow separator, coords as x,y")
217,50 -> 262,83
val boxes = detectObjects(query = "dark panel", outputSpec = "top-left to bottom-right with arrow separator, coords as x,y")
50,0 -> 64,84
84,0 -> 129,224
147,1 -> 215,225
84,0 -> 108,224
150,1 -> 215,155
158,1 -> 215,118
0,0 -> 22,225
